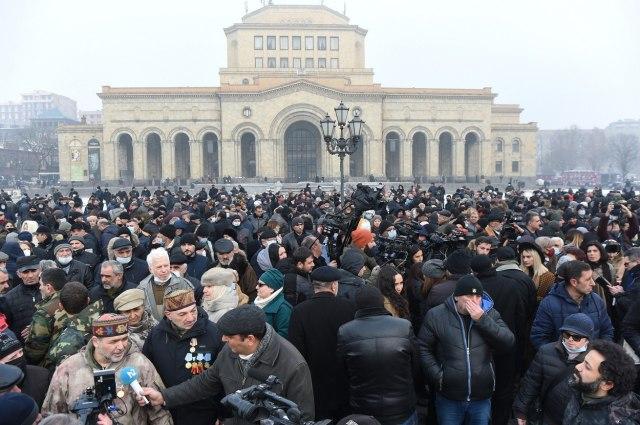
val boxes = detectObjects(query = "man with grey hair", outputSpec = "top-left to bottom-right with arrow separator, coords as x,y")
89,260 -> 137,313
139,248 -> 197,321
0,267 -> 10,295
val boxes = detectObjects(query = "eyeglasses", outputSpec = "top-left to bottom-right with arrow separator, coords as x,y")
562,332 -> 586,342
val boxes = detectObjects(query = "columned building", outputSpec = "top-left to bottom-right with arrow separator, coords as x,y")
58,4 -> 537,184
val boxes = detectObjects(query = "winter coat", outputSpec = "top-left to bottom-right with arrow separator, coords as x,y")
60,259 -> 93,289
143,311 -> 224,425
622,295 -> 640,357
258,291 -> 293,338
99,224 -> 120,258
338,249 -> 366,302
562,390 -> 640,425
0,283 -> 42,342
337,307 -> 417,425
424,274 -> 465,313
513,341 -> 586,425
138,274 -> 198,322
417,294 -> 515,402
288,292 -> 355,420
530,282 -> 614,349
89,280 -> 138,313
282,230 -> 308,256
21,364 -> 50,408
161,324 -> 315,425
185,253 -> 210,280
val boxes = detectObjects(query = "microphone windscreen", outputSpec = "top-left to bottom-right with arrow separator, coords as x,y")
118,367 -> 138,385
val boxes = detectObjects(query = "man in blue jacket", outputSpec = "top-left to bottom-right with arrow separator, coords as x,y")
530,260 -> 614,349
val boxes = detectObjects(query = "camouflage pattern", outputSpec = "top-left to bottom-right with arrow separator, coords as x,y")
42,339 -> 173,425
46,300 -> 103,367
24,291 -> 66,367
128,311 -> 158,352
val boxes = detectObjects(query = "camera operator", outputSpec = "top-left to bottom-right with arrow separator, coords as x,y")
42,314 -> 172,425
138,304 -> 315,425
517,211 -> 542,239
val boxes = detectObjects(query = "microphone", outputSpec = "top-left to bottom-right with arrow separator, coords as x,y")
119,367 -> 149,405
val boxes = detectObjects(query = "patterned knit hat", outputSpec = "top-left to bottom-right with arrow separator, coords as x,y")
92,313 -> 129,337
164,289 -> 196,312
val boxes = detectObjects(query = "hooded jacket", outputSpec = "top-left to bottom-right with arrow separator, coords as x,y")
530,282 -> 614,349
418,293 -> 515,402
337,249 -> 366,302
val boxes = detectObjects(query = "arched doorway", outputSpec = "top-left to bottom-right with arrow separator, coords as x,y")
146,133 -> 162,183
284,121 -> 321,181
438,132 -> 453,178
87,139 -> 101,181
412,132 -> 427,177
240,133 -> 256,178
202,132 -> 219,179
117,134 -> 134,182
349,135 -> 364,178
174,133 -> 191,181
464,132 -> 480,180
385,132 -> 401,179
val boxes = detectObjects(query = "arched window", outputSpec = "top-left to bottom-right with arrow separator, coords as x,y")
495,138 -> 503,153
385,132 -> 401,179
241,133 -> 256,178
512,139 -> 521,153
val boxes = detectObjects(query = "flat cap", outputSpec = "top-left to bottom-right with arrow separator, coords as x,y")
259,228 -> 277,240
310,266 -> 341,283
214,238 -> 234,254
0,393 -> 38,425
112,238 -> 132,250
17,232 -> 32,243
217,305 -> 266,336
0,252 -> 8,262
113,288 -> 145,312
0,363 -> 24,392
16,255 -> 40,272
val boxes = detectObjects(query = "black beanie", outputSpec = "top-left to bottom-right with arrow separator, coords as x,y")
470,255 -> 493,274
444,249 -> 472,275
454,275 -> 484,297
355,286 -> 384,310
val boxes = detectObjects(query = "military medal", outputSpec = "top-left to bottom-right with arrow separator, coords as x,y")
185,352 -> 194,369
117,390 -> 125,398
189,338 -> 197,353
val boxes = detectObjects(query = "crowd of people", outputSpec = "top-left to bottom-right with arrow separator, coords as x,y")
0,181 -> 639,425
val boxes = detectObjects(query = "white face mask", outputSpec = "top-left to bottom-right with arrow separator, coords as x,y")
387,229 -> 397,240
127,227 -> 136,234
23,249 -> 31,257
562,340 -> 588,354
232,220 -> 241,227
116,256 -> 131,265
553,247 -> 562,256
57,256 -> 72,265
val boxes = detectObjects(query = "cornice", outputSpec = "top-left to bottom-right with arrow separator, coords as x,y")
57,124 -> 103,133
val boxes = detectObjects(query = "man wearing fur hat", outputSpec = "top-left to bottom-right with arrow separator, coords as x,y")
43,313 -> 173,425
143,288 -> 223,425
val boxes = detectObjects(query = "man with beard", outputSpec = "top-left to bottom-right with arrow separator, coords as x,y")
139,248 -> 197,322
89,260 -> 137,313
53,244 -> 92,288
114,288 -> 157,352
0,267 -> 10,295
179,233 -> 210,280
42,313 -> 173,425
214,238 -> 257,302
282,217 -> 309,256
143,289 -> 223,425
564,339 -> 640,423
0,333 -> 50,407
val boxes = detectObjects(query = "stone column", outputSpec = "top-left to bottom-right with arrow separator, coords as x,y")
429,138 -> 439,178
401,138 -> 412,179
133,138 -> 144,183
162,139 -> 175,179
190,140 -> 203,180
453,139 -> 465,179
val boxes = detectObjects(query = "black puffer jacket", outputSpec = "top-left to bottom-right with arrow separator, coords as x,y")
0,283 -> 42,342
142,309 -> 224,425
417,294 -> 514,402
513,341 -> 586,425
562,390 -> 640,425
60,259 -> 93,288
337,307 -> 417,425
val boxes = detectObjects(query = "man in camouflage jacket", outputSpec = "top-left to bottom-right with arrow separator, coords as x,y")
24,268 -> 68,367
42,313 -> 172,425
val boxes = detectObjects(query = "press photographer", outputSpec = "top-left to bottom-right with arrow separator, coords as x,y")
138,304 -> 314,425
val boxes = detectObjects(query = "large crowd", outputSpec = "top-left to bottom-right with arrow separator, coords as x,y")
0,182 -> 639,425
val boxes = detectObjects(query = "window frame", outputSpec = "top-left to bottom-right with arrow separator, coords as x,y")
305,36 -> 314,50
266,36 -> 276,50
267,57 -> 276,68
495,161 -> 503,174
279,57 -> 289,68
330,58 -> 339,69
292,57 -> 301,69
305,57 -> 314,68
254,57 -> 263,68
317,36 -> 327,50
292,36 -> 301,50
511,161 -> 519,173
318,58 -> 326,68
330,36 -> 339,51
279,36 -> 289,50
254,36 -> 263,50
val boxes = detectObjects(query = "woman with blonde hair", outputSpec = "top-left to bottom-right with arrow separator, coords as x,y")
519,241 -> 556,302
564,228 -> 584,249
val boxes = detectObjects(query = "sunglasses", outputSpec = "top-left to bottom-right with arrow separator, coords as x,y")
562,332 -> 585,342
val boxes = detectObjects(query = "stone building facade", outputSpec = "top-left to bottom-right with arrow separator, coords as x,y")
57,4 -> 537,184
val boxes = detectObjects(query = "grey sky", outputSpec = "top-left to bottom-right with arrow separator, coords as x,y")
1,0 -> 638,130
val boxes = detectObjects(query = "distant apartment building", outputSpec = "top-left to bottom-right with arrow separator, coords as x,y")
0,90 -> 77,128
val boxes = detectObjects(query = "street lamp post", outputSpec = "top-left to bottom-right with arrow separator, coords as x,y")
320,101 -> 364,207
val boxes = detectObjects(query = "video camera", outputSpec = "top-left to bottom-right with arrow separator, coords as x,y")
71,369 -> 121,425
221,370 -> 330,425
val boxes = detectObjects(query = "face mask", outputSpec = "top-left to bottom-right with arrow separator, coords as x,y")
562,340 -> 588,354
199,237 -> 208,243
172,270 -> 182,277
127,227 -> 136,234
578,210 -> 586,217
57,256 -> 72,266
553,247 -> 561,256
232,220 -> 241,227
387,230 -> 397,240
116,256 -> 131,265
22,249 -> 31,257
155,274 -> 172,284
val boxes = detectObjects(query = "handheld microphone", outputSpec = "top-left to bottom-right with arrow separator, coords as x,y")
119,367 -> 149,405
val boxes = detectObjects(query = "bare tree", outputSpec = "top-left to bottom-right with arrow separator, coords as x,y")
19,125 -> 58,171
583,128 -> 608,172
609,133 -> 638,179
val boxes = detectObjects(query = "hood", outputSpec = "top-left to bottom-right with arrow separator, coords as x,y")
341,249 -> 365,275
203,285 -> 239,312
445,291 -> 494,314
256,248 -> 273,272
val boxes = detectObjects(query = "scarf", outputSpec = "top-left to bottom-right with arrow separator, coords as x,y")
254,288 -> 283,309
238,324 -> 274,378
